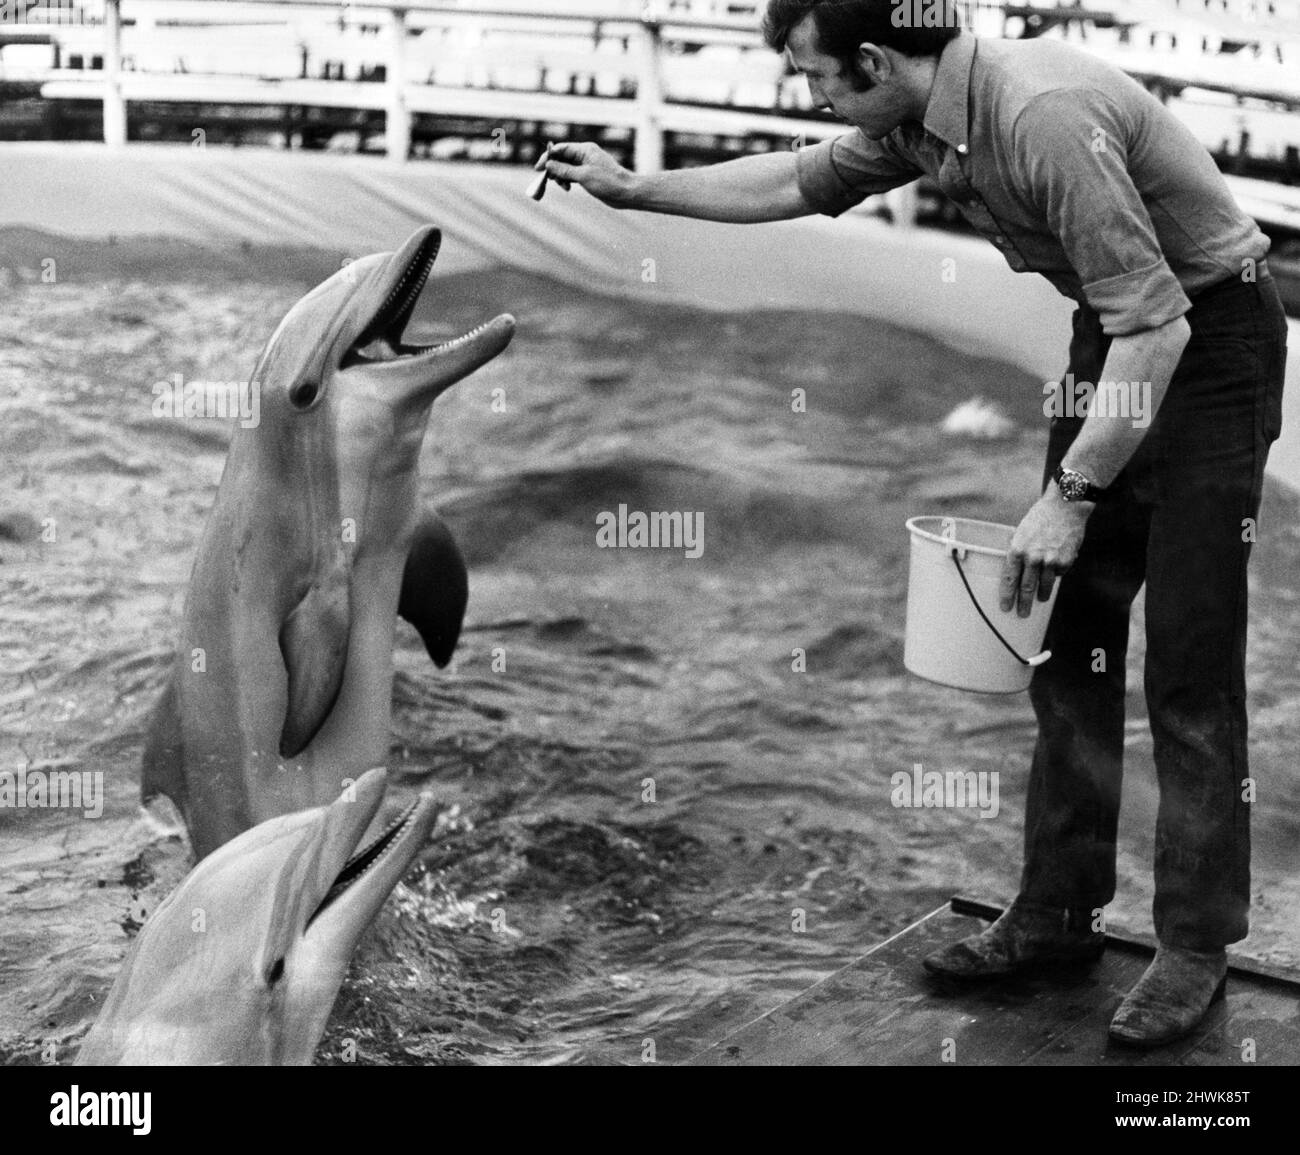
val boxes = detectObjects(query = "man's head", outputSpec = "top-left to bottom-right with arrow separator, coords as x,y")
763,0 -> 961,138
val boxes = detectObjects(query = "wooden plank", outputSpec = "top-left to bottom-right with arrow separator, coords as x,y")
1024,965 -> 1206,1066
691,899 -> 1300,1066
922,954 -> 1141,1066
1032,970 -> 1300,1067
693,906 -> 950,1066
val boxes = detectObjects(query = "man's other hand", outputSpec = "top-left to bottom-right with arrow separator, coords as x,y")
1000,491 -> 1092,617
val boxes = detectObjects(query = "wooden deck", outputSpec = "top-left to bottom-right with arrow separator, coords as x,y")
691,898 -> 1300,1066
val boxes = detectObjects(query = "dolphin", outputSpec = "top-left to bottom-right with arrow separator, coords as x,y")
78,768 -> 435,1065
143,226 -> 514,858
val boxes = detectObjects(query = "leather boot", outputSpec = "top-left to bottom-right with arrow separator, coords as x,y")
1108,944 -> 1228,1047
922,899 -> 1105,979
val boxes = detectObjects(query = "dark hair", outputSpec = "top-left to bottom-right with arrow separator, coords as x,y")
763,0 -> 962,79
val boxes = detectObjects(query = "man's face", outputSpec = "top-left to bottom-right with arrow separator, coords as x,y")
784,13 -> 915,140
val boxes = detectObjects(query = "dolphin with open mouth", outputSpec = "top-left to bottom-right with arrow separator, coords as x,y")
142,226 -> 514,859
78,768 -> 436,1065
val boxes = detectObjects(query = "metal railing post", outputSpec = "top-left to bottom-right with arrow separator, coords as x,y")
387,6 -> 410,161
103,0 -> 127,146
634,6 -> 664,174
886,184 -> 919,229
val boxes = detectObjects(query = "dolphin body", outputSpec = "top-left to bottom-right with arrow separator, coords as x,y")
143,227 -> 514,859
78,768 -> 435,1065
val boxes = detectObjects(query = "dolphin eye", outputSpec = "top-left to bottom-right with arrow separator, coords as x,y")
289,381 -> 319,409
266,958 -> 286,985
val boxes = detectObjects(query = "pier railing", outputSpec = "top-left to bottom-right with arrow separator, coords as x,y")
20,1 -> 856,168
17,1 -> 1296,166
5,0 -> 1300,232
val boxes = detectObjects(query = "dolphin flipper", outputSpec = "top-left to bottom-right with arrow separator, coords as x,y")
142,675 -> 186,810
278,572 -> 351,758
398,514 -> 468,669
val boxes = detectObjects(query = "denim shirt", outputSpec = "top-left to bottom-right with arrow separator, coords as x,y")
794,33 -> 1271,336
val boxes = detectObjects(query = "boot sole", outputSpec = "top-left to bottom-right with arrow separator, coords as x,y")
922,943 -> 1105,981
1107,974 -> 1228,1049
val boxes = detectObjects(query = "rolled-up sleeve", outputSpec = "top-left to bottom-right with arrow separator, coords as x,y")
1012,89 -> 1191,336
795,130 -> 922,218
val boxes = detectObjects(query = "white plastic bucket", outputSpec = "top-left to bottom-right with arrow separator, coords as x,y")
904,516 -> 1059,694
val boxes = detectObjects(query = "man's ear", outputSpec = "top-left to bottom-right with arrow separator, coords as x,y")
856,43 -> 892,84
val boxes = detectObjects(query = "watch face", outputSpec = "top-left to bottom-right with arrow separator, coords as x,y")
1058,470 -> 1088,501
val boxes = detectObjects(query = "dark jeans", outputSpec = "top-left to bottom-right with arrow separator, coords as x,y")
1020,267 -> 1289,950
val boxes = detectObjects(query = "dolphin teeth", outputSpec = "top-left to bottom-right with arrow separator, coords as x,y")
357,232 -> 440,349
438,322 -> 490,351
309,797 -> 426,922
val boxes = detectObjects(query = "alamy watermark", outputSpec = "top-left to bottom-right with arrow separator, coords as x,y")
152,373 -> 261,428
1043,374 -> 1153,429
596,504 -> 704,559
0,766 -> 104,818
891,0 -> 972,29
0,1 -> 80,24
50,1086 -> 151,1135
891,761 -> 999,819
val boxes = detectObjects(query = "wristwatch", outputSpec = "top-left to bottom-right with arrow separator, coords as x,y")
1053,465 -> 1106,503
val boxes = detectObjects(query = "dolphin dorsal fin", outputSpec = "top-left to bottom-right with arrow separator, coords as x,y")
141,674 -> 187,816
398,514 -> 468,669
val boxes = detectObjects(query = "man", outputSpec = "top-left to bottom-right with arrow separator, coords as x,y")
536,0 -> 1288,1046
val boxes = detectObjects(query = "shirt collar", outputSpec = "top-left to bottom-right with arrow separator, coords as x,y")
922,31 -> 976,155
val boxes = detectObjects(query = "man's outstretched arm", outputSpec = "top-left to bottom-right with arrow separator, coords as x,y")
539,141 -> 817,223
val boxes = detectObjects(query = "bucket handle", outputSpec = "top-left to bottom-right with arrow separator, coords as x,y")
941,519 -> 1052,669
